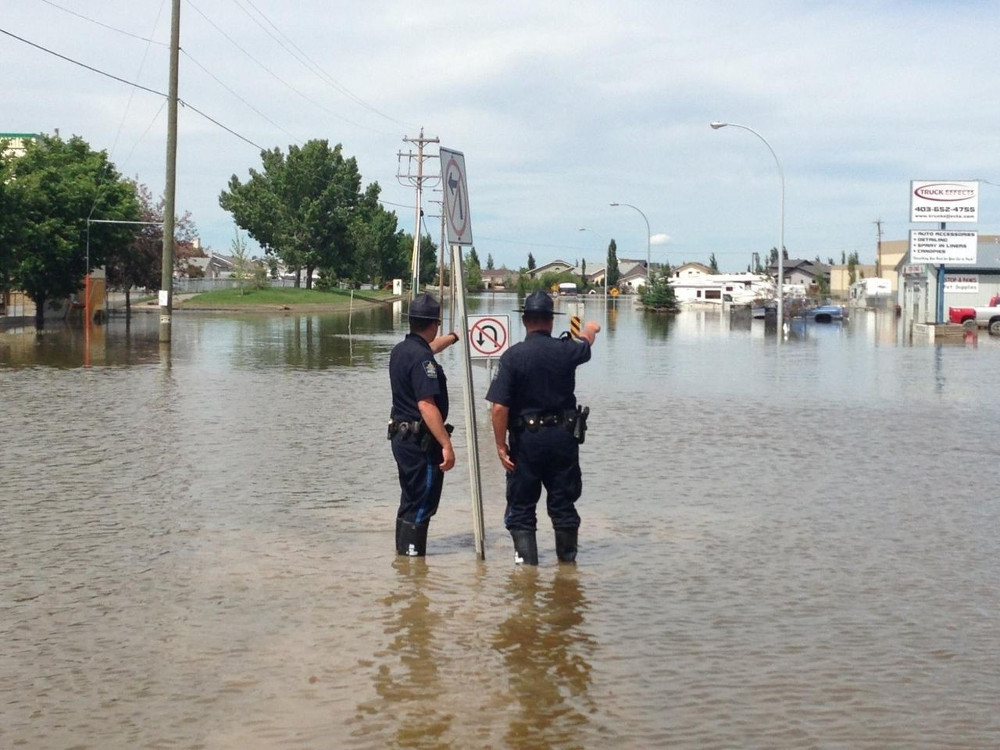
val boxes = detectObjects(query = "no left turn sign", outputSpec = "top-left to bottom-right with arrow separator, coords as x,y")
440,147 -> 473,246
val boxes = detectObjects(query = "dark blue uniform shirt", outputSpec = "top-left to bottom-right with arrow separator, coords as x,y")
486,331 -> 591,416
390,333 -> 449,422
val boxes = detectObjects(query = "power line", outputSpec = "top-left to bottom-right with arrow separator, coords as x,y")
181,49 -> 301,144
231,0 -> 409,130
34,0 -> 304,146
1,26 -> 264,150
37,0 -> 168,46
184,0 -> 377,134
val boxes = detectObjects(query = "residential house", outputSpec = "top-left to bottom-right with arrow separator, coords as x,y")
525,259 -> 573,279
618,260 -> 650,292
482,267 -> 516,290
187,251 -> 235,279
773,259 -> 830,292
670,262 -> 715,280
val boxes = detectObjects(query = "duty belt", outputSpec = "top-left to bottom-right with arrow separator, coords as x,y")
512,405 -> 589,443
387,419 -> 422,439
387,420 -> 454,451
512,411 -> 576,430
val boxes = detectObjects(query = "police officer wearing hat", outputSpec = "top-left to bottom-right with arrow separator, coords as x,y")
486,290 -> 601,564
388,293 -> 460,556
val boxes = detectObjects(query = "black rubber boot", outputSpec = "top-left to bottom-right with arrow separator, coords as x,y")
398,520 -> 429,557
510,529 -> 538,565
554,528 -> 578,563
395,518 -> 406,555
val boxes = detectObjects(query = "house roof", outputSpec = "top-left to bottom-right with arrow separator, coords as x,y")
530,259 -> 573,275
671,262 -> 714,277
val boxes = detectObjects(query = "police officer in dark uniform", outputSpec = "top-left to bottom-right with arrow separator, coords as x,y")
486,290 -> 601,564
388,293 -> 460,556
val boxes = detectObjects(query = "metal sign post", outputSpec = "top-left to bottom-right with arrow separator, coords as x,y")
440,146 -> 484,558
451,244 -> 486,559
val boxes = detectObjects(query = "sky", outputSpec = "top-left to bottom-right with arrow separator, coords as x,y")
4,0 -> 1000,273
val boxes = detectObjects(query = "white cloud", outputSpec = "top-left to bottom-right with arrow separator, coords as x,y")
4,0 -> 1000,272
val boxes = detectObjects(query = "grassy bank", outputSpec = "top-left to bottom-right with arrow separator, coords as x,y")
181,286 -> 394,311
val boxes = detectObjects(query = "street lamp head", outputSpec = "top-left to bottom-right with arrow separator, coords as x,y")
710,121 -> 728,130
609,202 -> 619,207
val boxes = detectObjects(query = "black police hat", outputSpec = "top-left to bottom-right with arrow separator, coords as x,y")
408,293 -> 441,321
514,289 -> 564,315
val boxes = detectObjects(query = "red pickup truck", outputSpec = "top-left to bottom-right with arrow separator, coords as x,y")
948,295 -> 1000,334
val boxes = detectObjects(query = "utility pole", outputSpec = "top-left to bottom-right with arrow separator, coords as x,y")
397,129 -> 439,300
874,218 -> 883,278
160,0 -> 180,344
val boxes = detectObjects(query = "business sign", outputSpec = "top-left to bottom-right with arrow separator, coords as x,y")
944,274 -> 979,293
908,230 -> 977,264
466,315 -> 509,358
901,264 -> 926,277
440,147 -> 473,245
910,180 -> 978,223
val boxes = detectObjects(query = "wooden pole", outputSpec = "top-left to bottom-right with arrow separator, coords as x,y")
160,0 -> 180,343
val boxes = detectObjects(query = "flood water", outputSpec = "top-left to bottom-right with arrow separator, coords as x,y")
3,297 -> 1000,749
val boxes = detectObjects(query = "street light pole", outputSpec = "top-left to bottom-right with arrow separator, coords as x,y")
710,121 -> 785,325
578,227 -> 608,298
610,203 -> 651,288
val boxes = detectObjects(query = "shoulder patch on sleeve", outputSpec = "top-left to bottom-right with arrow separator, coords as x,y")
422,360 -> 438,379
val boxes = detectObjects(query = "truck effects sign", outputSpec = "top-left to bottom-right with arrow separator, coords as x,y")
910,180 -> 979,223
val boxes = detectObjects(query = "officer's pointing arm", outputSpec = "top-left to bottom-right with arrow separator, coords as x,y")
417,397 -> 455,471
430,331 -> 460,354
579,321 -> 601,345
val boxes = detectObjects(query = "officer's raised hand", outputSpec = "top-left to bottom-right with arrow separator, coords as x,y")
580,320 -> 601,344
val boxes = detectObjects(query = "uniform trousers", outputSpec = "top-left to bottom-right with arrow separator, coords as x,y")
392,435 -> 444,525
504,426 -> 582,531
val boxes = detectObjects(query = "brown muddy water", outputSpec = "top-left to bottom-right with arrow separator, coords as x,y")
2,297 -> 1000,748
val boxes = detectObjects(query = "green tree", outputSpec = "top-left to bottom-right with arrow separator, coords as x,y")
105,182 -> 161,317
4,134 -> 138,328
639,267 -> 679,313
464,253 -> 484,291
709,252 -> 719,272
847,251 -> 859,285
464,245 -> 484,291
104,182 -> 202,317
486,252 -> 494,270
0,145 -> 21,299
396,232 -> 439,287
220,139 -> 365,289
350,183 -> 404,286
527,252 -> 536,271
606,239 -> 620,287
231,228 -> 253,295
